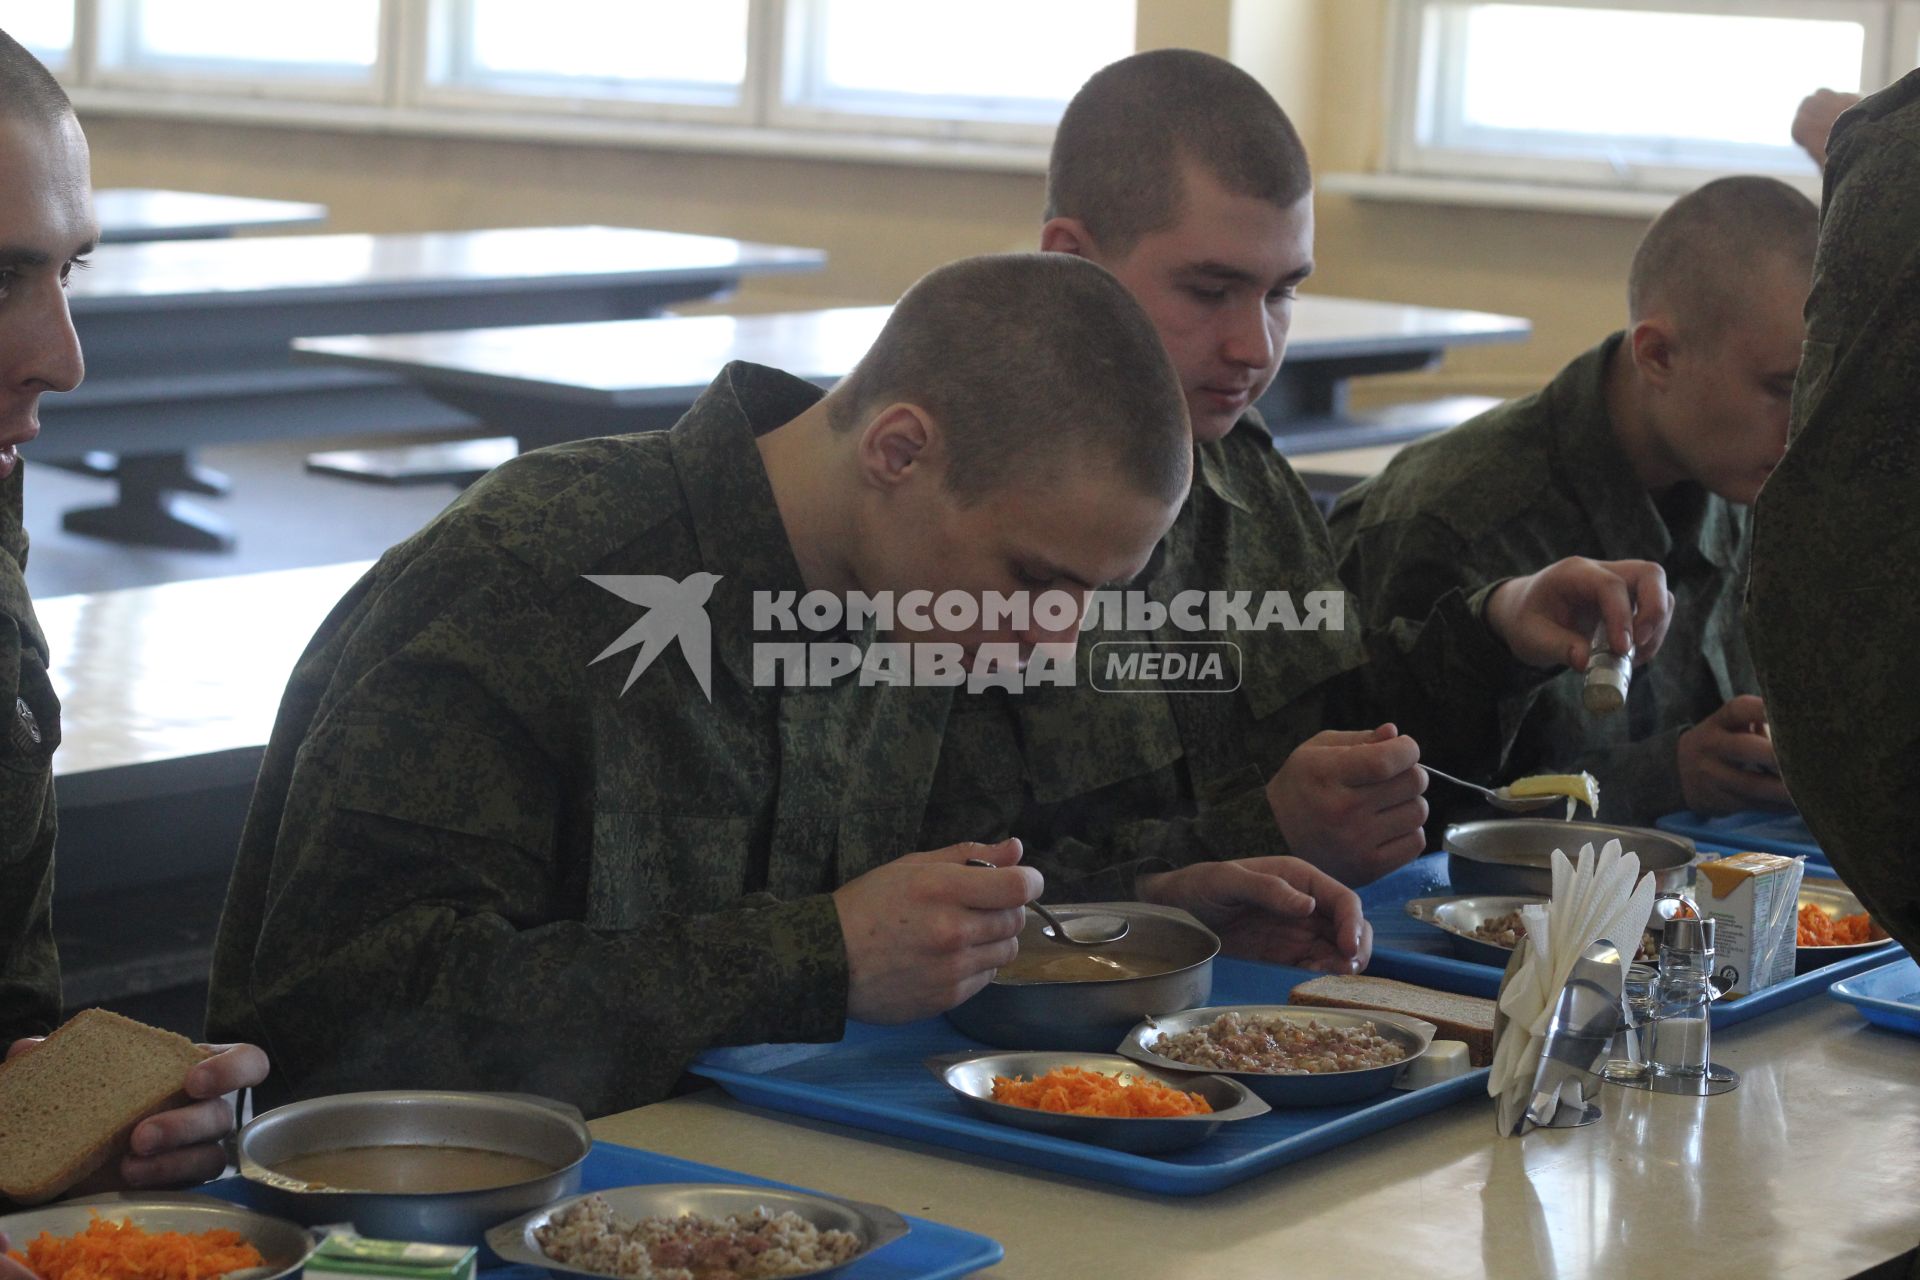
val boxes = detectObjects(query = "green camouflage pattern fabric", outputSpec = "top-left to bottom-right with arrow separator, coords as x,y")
0,461 -> 61,1043
1330,337 -> 1753,826
209,363 -> 950,1117
919,412 -> 1527,895
1750,69 -> 1920,958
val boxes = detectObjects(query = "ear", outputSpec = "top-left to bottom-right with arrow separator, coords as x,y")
1628,318 -> 1680,389
1040,216 -> 1100,260
856,402 -> 938,490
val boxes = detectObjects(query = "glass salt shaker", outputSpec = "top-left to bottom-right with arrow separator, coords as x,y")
1585,621 -> 1634,714
1649,917 -> 1714,1079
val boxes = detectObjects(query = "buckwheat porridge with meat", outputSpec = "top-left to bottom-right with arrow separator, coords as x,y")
1150,1011 -> 1408,1074
534,1194 -> 862,1280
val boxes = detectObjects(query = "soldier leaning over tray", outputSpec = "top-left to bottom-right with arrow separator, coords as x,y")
1329,177 -> 1814,827
205,251 -> 1312,1117
0,28 -> 267,1196
915,49 -> 1675,926
1751,70 -> 1920,964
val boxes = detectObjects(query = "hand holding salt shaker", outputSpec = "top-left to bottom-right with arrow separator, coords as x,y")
1584,621 -> 1633,714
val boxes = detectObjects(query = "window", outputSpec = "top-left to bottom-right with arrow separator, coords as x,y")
91,0 -> 384,96
2,0 -> 76,69
36,0 -> 1136,154
1390,1 -> 1905,192
425,0 -> 752,112
778,0 -> 1135,135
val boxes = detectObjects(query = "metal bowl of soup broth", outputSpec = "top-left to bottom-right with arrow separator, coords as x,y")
944,902 -> 1219,1051
237,1091 -> 590,1245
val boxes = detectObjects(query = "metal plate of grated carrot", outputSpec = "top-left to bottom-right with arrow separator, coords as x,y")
990,1066 -> 1213,1117
0,1197 -> 313,1280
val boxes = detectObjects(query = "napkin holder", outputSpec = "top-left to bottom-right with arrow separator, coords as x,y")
1494,935 -> 1628,1136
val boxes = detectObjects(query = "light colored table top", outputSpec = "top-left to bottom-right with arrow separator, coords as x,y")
71,225 -> 826,310
94,189 -> 329,242
590,995 -> 1920,1279
291,298 -> 1532,407
35,561 -> 370,793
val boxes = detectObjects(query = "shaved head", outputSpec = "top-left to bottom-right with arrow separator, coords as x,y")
1046,49 -> 1310,257
0,28 -> 72,126
828,252 -> 1190,506
1628,176 -> 1818,343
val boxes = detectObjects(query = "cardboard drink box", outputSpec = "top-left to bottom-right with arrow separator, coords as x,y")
1694,851 -> 1803,997
303,1234 -> 477,1280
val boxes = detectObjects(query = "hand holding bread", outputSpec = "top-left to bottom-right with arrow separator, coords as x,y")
1,1009 -> 270,1203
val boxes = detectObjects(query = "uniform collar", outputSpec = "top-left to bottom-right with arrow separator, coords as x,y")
668,361 -> 825,692
1191,411 -> 1272,515
1552,333 -> 1675,564
0,464 -> 45,663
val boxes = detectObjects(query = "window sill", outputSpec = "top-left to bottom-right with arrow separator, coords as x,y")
67,88 -> 1053,175
1319,172 -> 1691,219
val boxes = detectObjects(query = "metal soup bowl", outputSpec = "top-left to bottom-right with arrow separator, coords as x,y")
237,1091 -> 590,1245
1444,819 -> 1695,899
944,903 -> 1220,1051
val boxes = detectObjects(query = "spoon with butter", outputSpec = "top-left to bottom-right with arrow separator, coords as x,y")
1425,767 -> 1600,819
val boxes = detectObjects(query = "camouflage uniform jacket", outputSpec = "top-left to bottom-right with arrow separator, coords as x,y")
1330,336 -> 1753,825
0,463 -> 60,1043
1750,70 -> 1920,957
208,363 -> 948,1117
918,412 -> 1526,896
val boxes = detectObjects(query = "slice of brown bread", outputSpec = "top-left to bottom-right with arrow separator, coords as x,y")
0,1008 -> 210,1204
1290,974 -> 1497,1067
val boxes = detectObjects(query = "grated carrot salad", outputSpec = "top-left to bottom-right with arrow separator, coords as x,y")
990,1066 -> 1214,1117
7,1215 -> 265,1280
1798,903 -> 1883,947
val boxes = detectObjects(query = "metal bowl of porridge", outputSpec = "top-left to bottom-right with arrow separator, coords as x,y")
1115,1005 -> 1438,1107
486,1184 -> 909,1280
944,902 -> 1219,1052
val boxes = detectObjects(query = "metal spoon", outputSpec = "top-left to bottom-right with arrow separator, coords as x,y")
963,858 -> 1129,947
1422,764 -> 1569,815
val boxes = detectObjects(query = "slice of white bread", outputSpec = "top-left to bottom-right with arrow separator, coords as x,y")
0,1009 -> 210,1204
1290,974 -> 1497,1067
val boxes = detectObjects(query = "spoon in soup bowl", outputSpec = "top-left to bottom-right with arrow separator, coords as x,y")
964,857 -> 1129,947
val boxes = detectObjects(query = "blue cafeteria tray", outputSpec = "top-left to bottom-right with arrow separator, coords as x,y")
691,956 -> 1489,1196
198,1141 -> 1002,1280
1656,809 -> 1822,860
1366,855 -> 1903,1028
1829,956 -> 1920,1038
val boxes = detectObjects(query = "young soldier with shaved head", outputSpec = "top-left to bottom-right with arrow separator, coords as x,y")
209,252 -> 1201,1114
916,49 -> 1675,946
1332,176 -> 1816,824
0,26 -> 267,1197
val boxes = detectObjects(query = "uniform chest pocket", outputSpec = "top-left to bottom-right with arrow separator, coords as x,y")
585,811 -> 762,928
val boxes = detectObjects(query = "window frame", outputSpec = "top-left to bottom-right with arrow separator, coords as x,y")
765,0 -> 1131,145
402,0 -> 765,127
41,0 -> 1127,157
1385,0 -> 1904,194
83,0 -> 395,105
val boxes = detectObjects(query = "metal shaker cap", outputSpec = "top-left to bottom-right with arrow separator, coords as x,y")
1662,916 -> 1714,955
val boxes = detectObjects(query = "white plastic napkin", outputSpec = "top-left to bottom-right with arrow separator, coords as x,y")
1489,838 -> 1656,1111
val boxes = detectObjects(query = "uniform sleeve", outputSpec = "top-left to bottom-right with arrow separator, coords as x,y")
0,625 -> 61,1044
214,565 -> 849,1118
1749,102 -> 1920,955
